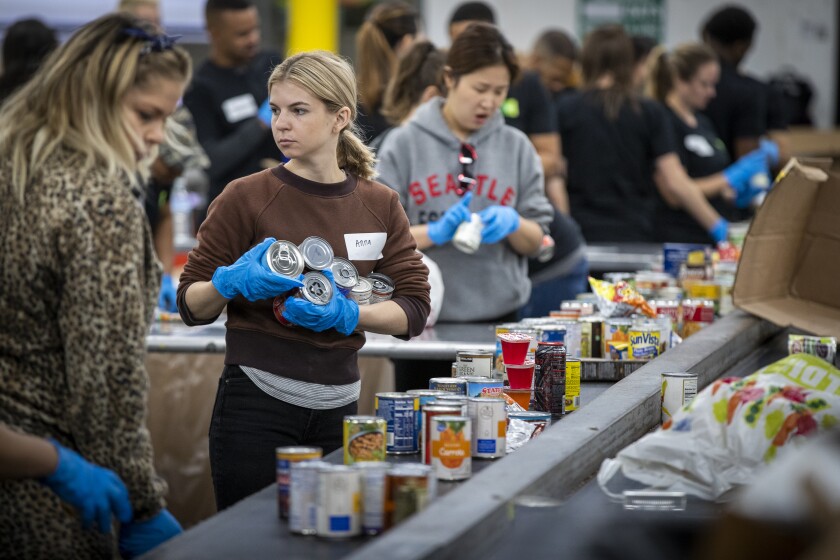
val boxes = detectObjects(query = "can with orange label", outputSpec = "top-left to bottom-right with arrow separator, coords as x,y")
430,416 -> 471,480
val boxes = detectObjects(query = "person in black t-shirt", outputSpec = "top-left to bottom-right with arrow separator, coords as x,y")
183,0 -> 281,226
557,25 -> 728,244
647,43 -> 773,243
530,29 -> 580,105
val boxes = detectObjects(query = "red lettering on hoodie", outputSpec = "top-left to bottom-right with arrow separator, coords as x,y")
446,173 -> 460,194
487,179 -> 498,202
409,181 -> 426,205
427,174 -> 441,197
500,187 -> 515,206
475,175 -> 488,196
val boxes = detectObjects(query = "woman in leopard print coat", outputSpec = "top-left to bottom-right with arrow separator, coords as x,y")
0,14 -> 191,558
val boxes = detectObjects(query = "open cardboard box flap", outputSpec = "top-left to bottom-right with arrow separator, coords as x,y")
734,157 -> 840,339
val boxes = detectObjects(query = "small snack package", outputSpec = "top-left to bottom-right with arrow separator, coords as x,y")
589,276 -> 656,319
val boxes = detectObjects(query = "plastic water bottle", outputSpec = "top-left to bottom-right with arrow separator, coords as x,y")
170,176 -> 195,250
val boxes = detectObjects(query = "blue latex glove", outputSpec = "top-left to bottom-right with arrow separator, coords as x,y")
119,509 -> 183,559
157,273 -> 177,313
722,151 -> 770,208
708,218 -> 729,244
759,138 -> 780,166
282,270 -> 360,336
427,192 -> 473,245
41,440 -> 133,533
211,237 -> 304,301
478,205 -> 521,244
257,98 -> 273,127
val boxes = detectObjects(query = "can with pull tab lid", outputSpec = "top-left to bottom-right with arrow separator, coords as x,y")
265,240 -> 305,277
367,273 -> 395,303
301,271 -> 333,305
330,257 -> 359,296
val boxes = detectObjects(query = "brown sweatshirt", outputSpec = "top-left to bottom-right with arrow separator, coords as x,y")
177,165 -> 431,386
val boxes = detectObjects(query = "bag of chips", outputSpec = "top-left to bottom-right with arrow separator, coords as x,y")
589,276 -> 656,318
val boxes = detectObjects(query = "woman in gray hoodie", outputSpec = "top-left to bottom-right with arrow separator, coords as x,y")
376,23 -> 554,389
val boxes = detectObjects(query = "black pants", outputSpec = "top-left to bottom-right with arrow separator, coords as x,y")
208,365 -> 357,511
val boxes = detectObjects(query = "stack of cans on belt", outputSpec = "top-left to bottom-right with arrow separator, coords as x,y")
265,237 -> 395,326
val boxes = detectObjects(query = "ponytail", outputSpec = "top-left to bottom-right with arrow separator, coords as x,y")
648,46 -> 671,102
338,126 -> 376,179
356,19 -> 395,110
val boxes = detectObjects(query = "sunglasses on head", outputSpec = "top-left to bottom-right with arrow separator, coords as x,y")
456,143 -> 477,196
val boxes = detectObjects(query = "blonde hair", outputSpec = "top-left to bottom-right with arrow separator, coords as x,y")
355,1 -> 418,111
268,51 -> 376,180
647,43 -> 717,102
118,0 -> 159,9
0,14 -> 190,203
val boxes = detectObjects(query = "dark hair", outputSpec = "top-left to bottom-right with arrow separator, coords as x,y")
447,22 -> 518,85
205,0 -> 254,20
702,5 -> 757,45
0,18 -> 57,101
382,41 -> 446,124
581,24 -> 635,120
649,43 -> 717,102
533,29 -> 578,61
449,2 -> 496,25
631,34 -> 657,64
355,1 -> 419,110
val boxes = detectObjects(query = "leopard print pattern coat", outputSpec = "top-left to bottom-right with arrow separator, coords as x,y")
0,148 -> 167,558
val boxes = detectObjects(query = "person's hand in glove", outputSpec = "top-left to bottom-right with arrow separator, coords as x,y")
478,205 -> 521,244
41,440 -> 133,533
157,273 -> 177,312
281,270 -> 359,336
118,509 -> 183,559
427,192 -> 473,245
708,217 -> 729,244
722,151 -> 771,208
211,237 -> 303,302
759,138 -> 780,166
257,98 -> 273,128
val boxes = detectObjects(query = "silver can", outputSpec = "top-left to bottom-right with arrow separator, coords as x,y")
353,461 -> 390,535
367,273 -> 395,303
301,271 -> 332,305
299,236 -> 334,271
467,397 -> 507,459
330,257 -> 359,296
433,394 -> 469,412
316,465 -> 361,538
350,277 -> 373,305
265,240 -> 305,277
428,377 -> 468,395
289,460 -> 329,535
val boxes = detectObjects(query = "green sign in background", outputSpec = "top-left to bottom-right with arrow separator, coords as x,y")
578,0 -> 665,42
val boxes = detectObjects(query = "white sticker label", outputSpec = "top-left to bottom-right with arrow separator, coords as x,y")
345,232 -> 387,260
222,93 -> 259,123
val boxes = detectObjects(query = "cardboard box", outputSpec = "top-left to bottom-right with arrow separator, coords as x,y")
733,158 -> 840,338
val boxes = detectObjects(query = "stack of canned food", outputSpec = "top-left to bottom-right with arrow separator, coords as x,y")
277,386 -> 534,539
265,238 -> 394,326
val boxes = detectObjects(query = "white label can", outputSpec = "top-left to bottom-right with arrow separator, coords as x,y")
316,465 -> 361,538
467,397 -> 507,458
660,372 -> 698,424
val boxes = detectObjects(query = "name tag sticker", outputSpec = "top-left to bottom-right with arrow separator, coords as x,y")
345,233 -> 387,260
222,94 -> 259,123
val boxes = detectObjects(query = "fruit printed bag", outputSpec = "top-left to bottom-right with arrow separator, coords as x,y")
598,354 -> 840,500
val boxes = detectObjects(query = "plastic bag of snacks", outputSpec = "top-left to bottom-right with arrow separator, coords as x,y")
598,354 -> 840,500
588,277 -> 656,319
788,334 -> 837,365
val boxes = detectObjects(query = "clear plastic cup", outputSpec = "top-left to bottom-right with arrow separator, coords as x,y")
505,361 -> 535,390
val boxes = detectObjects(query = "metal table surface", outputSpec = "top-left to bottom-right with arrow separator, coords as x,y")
147,320 -> 497,359
139,381 -> 613,560
584,243 -> 662,273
